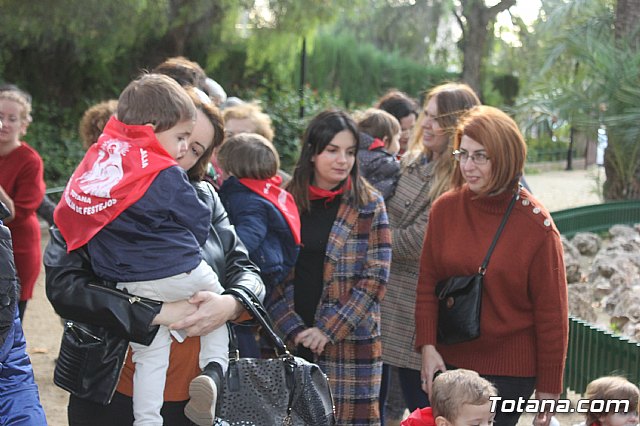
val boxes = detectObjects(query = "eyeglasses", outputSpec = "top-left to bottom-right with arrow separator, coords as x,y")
452,150 -> 490,165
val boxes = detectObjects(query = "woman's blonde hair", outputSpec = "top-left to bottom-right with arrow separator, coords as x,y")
452,105 -> 526,196
217,133 -> 279,180
584,376 -> 640,425
222,102 -> 274,142
404,83 -> 480,201
78,99 -> 118,150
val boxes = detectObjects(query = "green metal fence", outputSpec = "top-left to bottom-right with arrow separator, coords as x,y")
565,317 -> 640,394
551,200 -> 640,238
552,201 -> 640,394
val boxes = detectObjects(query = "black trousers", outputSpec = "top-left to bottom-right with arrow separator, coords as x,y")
482,373 -> 536,426
68,392 -> 194,426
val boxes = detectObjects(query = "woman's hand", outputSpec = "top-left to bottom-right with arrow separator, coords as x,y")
533,392 -> 560,426
294,327 -> 329,355
420,345 -> 446,396
168,291 -> 240,336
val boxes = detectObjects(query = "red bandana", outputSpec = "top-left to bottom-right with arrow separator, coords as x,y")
54,117 -> 177,252
401,407 -> 436,426
308,177 -> 351,204
368,138 -> 386,151
238,176 -> 301,245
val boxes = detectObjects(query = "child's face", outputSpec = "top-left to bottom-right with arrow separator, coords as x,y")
599,410 -> 639,426
155,119 -> 194,161
440,402 -> 495,426
388,131 -> 401,156
0,99 -> 28,144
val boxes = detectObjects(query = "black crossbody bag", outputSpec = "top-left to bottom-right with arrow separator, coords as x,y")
434,190 -> 519,345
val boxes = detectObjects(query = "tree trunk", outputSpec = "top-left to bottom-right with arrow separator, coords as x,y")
615,0 -> 640,49
603,0 -> 640,200
459,0 -> 516,98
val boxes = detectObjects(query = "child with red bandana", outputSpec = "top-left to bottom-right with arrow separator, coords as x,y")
356,108 -> 401,199
403,369 -> 497,426
54,74 -> 227,426
217,133 -> 300,357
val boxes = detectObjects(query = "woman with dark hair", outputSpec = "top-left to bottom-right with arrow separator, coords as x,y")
45,92 -> 264,425
268,109 -> 392,425
375,90 -> 419,156
416,106 -> 567,426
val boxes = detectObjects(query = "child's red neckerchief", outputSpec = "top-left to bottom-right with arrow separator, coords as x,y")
54,117 -> 176,252
238,176 -> 301,244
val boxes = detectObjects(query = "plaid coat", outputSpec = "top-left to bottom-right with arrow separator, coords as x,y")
380,154 -> 434,371
268,192 -> 391,426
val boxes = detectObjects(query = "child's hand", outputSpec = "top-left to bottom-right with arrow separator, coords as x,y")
294,327 -> 329,355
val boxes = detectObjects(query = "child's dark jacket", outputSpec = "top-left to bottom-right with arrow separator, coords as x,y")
357,132 -> 400,199
219,176 -> 298,288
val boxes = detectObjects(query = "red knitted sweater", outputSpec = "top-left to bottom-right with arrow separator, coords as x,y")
415,185 -> 568,394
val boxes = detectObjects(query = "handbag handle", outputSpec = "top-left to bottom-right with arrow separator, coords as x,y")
478,188 -> 520,275
223,286 -> 289,357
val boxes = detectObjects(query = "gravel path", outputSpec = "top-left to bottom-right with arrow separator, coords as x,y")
524,166 -> 602,212
22,166 -> 604,426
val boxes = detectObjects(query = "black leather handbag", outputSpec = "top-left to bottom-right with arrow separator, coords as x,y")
218,287 -> 336,426
54,320 -> 129,405
435,191 -> 519,345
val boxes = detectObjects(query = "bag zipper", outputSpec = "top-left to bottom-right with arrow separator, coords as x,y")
87,283 -> 162,308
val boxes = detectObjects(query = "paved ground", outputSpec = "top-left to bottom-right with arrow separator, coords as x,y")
22,166 -> 603,426
524,166 -> 602,212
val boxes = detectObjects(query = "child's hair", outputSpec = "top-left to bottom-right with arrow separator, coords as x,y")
375,89 -> 418,122
356,108 -> 400,149
584,376 -> 640,425
0,89 -> 32,123
78,99 -> 118,150
431,369 -> 497,422
222,102 -> 274,141
217,133 -> 279,180
152,56 -> 208,92
116,73 -> 196,132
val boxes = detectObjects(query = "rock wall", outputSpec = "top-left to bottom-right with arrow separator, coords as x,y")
563,224 -> 640,342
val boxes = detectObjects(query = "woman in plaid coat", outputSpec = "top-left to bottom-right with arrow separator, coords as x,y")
268,110 -> 391,425
380,83 -> 480,415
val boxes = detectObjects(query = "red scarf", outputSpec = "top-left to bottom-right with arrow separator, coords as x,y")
308,178 -> 351,204
401,407 -> 436,426
238,176 -> 301,245
368,138 -> 386,151
54,117 -> 177,252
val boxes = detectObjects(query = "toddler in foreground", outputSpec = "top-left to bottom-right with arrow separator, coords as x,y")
402,369 -> 497,426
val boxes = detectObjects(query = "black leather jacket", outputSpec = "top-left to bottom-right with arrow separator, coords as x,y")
44,180 -> 265,346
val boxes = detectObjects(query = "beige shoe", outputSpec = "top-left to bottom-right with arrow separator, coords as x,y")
184,362 -> 223,426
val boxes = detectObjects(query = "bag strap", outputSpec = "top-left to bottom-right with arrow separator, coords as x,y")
223,286 -> 289,357
478,188 -> 520,275
224,286 -> 299,421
